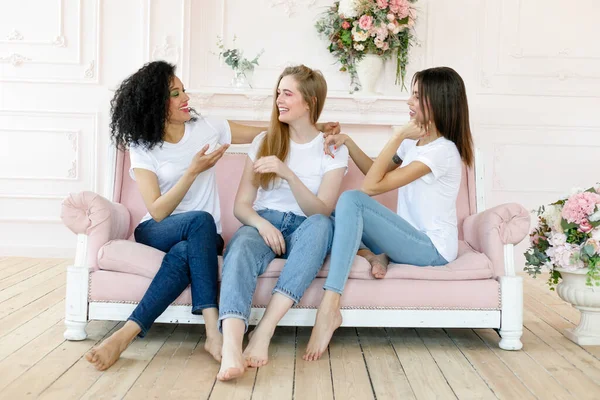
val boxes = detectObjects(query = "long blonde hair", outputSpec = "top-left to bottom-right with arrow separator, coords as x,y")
254,65 -> 327,189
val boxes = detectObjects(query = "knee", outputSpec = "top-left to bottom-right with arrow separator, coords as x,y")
337,190 -> 366,209
224,226 -> 260,256
306,214 -> 333,234
304,214 -> 333,243
189,211 -> 216,230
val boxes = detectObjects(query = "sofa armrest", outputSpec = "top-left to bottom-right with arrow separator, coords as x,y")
61,191 -> 131,271
463,203 -> 530,277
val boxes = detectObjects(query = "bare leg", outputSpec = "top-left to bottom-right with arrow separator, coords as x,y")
85,320 -> 140,371
202,307 -> 223,362
303,290 -> 342,361
243,293 -> 294,367
217,318 -> 246,381
358,249 -> 389,279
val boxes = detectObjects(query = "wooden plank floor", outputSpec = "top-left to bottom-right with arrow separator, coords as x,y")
0,257 -> 599,399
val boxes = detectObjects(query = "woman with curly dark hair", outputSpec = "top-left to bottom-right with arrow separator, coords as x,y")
84,60 -> 341,371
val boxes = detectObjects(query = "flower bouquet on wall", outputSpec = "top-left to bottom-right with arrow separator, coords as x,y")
315,0 -> 418,94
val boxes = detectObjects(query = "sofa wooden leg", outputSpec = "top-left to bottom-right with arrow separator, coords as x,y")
64,235 -> 91,341
498,275 -> 523,350
64,320 -> 88,341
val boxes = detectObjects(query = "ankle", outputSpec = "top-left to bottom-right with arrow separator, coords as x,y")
320,291 -> 341,311
253,322 -> 275,338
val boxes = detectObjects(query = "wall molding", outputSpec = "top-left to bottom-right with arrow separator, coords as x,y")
0,0 -> 100,83
270,0 -> 317,17
0,0 -> 65,46
0,110 -> 99,192
478,123 -> 600,194
476,0 -> 600,97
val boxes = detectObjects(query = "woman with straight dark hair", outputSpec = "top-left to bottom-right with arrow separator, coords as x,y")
303,66 -> 475,361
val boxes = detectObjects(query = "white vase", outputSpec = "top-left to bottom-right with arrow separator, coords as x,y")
355,54 -> 384,95
555,268 -> 600,345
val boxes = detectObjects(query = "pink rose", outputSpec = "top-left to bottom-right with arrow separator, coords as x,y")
382,42 -> 390,51
387,13 -> 395,22
373,24 -> 389,39
358,15 -> 373,30
377,0 -> 389,9
579,219 -> 594,233
342,21 -> 351,29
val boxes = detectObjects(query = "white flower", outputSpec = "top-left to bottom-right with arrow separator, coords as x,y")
352,29 -> 369,42
589,208 -> 600,222
548,232 -> 567,247
592,228 -> 600,241
551,243 -> 585,271
338,0 -> 359,18
570,187 -> 585,195
542,204 -> 563,232
353,43 -> 365,51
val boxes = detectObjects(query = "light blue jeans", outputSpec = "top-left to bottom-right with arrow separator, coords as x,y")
219,209 -> 333,331
324,190 -> 448,294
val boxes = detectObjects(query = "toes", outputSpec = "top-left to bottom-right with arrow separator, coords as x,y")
86,350 -> 96,363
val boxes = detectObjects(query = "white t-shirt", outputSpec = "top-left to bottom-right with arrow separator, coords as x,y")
395,137 -> 462,262
248,132 -> 349,217
128,116 -> 232,233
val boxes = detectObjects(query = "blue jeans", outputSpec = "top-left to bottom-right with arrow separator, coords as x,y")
128,211 -> 224,337
219,209 -> 333,331
324,190 -> 447,294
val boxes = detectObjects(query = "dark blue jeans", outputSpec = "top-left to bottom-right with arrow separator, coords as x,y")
128,211 -> 224,337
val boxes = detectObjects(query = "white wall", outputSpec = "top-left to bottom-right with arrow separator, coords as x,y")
1,0 -> 599,267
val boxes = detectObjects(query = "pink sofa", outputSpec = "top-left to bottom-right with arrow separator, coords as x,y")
61,151 -> 530,350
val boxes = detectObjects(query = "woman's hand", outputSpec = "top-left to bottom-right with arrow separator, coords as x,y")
188,144 -> 229,176
323,133 -> 350,158
317,121 -> 341,136
393,120 -> 428,141
256,220 -> 286,256
253,156 -> 293,181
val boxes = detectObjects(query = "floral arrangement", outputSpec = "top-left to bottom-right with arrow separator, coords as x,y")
215,35 -> 264,88
315,0 -> 418,92
524,185 -> 600,289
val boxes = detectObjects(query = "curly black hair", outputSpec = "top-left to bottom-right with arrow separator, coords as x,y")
109,61 -> 177,150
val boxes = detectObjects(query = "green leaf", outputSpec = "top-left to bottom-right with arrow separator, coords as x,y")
583,244 -> 596,257
340,30 -> 352,46
561,218 -> 577,231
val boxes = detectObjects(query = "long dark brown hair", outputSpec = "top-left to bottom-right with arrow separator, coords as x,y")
413,67 -> 474,166
255,65 -> 327,189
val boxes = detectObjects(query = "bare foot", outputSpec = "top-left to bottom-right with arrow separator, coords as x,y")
366,253 -> 389,279
243,326 -> 273,367
85,333 -> 130,371
204,332 -> 223,362
217,343 -> 246,381
303,307 -> 342,361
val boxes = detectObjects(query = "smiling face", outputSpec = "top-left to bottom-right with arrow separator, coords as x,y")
407,80 -> 428,125
167,76 -> 191,124
275,75 -> 311,125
